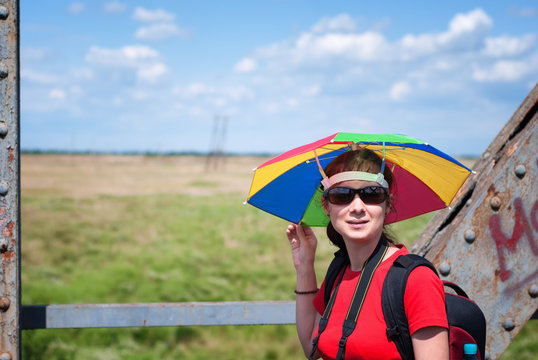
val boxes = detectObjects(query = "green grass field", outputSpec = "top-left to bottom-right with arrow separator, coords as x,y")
20,155 -> 536,359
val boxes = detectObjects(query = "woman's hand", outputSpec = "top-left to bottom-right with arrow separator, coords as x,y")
286,223 -> 318,271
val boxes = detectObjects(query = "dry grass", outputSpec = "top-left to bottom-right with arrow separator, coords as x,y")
21,154 -> 268,199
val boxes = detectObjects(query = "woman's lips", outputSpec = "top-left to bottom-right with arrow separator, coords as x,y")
347,219 -> 368,227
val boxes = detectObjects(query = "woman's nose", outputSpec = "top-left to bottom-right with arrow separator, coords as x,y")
348,194 -> 366,213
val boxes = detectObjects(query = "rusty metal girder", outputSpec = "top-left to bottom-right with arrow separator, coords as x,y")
0,0 -> 19,359
413,84 -> 538,360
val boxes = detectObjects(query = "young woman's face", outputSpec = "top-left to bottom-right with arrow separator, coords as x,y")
323,180 -> 388,245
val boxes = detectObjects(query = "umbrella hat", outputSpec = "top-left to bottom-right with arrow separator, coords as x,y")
246,132 -> 472,227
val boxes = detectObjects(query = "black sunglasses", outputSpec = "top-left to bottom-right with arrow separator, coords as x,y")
323,186 -> 388,205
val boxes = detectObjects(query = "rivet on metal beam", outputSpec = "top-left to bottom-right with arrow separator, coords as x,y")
0,297 -> 10,312
464,229 -> 476,244
529,284 -> 538,298
0,122 -> 7,138
490,196 -> 501,211
439,263 -> 451,276
502,318 -> 515,331
0,6 -> 8,20
0,352 -> 12,360
0,65 -> 7,80
514,164 -> 526,179
0,181 -> 7,196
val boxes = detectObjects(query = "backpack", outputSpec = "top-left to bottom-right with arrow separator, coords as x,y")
323,252 -> 487,360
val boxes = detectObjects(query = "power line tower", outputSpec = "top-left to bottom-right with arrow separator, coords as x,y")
206,114 -> 228,171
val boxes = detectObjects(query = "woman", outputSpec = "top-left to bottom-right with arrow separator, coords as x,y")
287,149 -> 449,360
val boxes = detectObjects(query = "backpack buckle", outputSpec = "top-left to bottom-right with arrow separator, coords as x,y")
386,325 -> 400,339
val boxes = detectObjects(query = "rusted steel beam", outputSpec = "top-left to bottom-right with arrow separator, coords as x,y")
0,0 -> 20,359
21,301 -> 296,329
413,83 -> 538,360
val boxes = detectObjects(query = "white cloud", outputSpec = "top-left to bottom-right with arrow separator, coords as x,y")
295,31 -> 388,61
104,2 -> 127,14
86,45 -> 160,67
234,57 -> 257,73
311,14 -> 356,33
437,8 -> 492,49
483,34 -> 536,57
240,7 -> 537,91
137,62 -> 168,82
399,8 -> 493,58
131,7 -> 186,41
473,60 -> 531,82
133,7 -> 175,23
447,8 -> 492,36
68,2 -> 86,14
249,9 -> 495,68
49,89 -> 67,100
390,82 -> 411,101
85,45 -> 168,82
135,23 -> 186,40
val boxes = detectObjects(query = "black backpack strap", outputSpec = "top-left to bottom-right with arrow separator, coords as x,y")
381,254 -> 438,360
323,249 -> 349,307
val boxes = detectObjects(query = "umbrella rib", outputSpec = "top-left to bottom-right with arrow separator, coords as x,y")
305,154 -> 340,164
304,146 -> 350,163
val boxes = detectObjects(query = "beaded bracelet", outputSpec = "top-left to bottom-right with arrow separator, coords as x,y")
294,288 -> 319,295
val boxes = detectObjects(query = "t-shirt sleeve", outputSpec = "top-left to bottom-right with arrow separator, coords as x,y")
404,266 -> 448,335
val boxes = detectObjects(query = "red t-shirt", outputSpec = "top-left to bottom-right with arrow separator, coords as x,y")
312,245 -> 447,360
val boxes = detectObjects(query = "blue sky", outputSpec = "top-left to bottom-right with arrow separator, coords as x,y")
20,1 -> 538,156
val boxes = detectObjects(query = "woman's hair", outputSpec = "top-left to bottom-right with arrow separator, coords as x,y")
322,148 -> 396,250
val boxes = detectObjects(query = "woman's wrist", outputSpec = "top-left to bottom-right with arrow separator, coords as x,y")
295,263 -> 316,277
296,265 -> 317,293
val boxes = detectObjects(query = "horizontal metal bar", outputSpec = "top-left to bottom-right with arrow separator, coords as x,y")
21,301 -> 296,329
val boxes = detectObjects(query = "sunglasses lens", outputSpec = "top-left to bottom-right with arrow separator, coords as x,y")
327,188 -> 354,205
359,186 -> 387,204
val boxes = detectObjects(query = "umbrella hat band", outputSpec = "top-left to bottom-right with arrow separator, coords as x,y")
321,171 -> 389,190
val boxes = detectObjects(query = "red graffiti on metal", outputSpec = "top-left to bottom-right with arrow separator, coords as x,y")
489,197 -> 538,282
